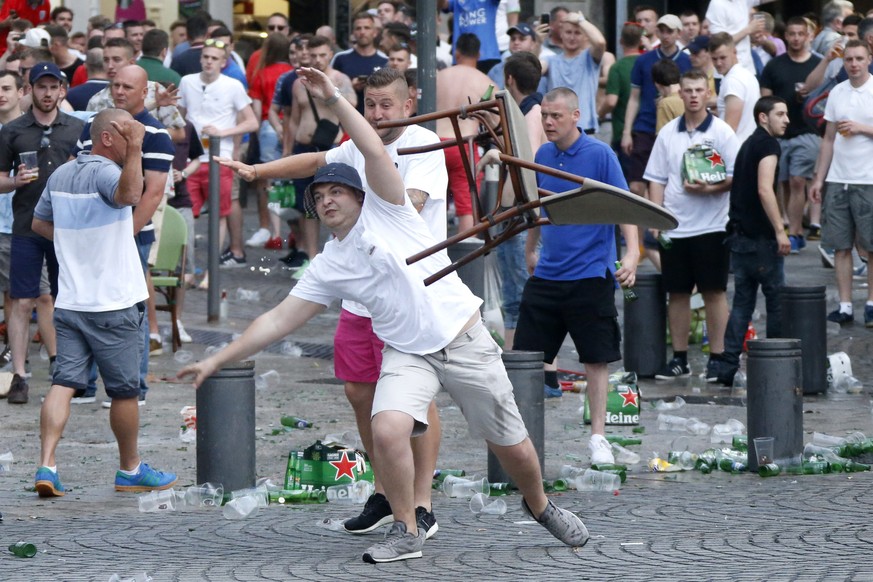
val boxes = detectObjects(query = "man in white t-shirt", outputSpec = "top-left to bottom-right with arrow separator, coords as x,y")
216,68 -> 448,540
177,40 -> 259,268
705,0 -> 777,74
711,32 -> 760,143
810,40 -> 873,326
183,66 -> 589,564
644,69 -> 740,383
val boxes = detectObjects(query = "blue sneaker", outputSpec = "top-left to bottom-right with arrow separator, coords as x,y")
827,309 -> 854,325
35,466 -> 65,497
789,235 -> 805,254
866,305 -> 873,328
544,384 -> 563,398
114,462 -> 177,492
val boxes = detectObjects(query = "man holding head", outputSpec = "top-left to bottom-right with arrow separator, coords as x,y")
31,107 -> 177,497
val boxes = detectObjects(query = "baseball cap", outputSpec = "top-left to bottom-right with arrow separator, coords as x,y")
304,162 -> 365,215
656,15 -> 682,31
685,35 -> 711,54
507,23 -> 535,38
19,28 -> 50,49
30,62 -> 65,84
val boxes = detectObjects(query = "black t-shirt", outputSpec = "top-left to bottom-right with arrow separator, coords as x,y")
759,53 -> 821,139
729,126 -> 782,239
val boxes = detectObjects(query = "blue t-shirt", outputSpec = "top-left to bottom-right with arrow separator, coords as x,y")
272,69 -> 299,108
546,50 -> 601,132
67,80 -> 109,111
74,108 -> 174,246
630,47 -> 691,134
447,0 -> 501,62
222,59 -> 248,89
534,132 -> 628,281
331,49 -> 388,113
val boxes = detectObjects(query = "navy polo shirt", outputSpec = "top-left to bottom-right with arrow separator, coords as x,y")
630,47 -> 692,134
534,132 -> 629,281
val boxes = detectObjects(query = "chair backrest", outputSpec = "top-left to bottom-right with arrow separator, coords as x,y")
152,205 -> 187,272
496,90 -> 539,213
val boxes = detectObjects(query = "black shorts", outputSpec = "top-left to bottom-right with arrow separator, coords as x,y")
661,231 -> 730,294
628,131 -> 656,184
513,275 -> 622,364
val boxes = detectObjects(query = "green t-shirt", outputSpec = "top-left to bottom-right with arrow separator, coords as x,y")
605,54 -> 640,144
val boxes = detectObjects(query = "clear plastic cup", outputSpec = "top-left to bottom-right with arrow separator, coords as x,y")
441,475 -> 489,498
573,469 -> 621,492
753,437 -> 775,465
138,489 -> 177,512
469,492 -> 507,515
223,494 -> 260,520
173,350 -> 193,364
182,483 -> 224,507
255,370 -> 280,390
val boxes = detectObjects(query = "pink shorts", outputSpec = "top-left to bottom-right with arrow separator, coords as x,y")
334,309 -> 385,383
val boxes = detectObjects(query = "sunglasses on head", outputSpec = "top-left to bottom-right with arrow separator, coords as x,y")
204,38 -> 227,49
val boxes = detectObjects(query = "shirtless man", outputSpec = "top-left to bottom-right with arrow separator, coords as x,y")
436,32 -> 493,231
288,35 -> 355,266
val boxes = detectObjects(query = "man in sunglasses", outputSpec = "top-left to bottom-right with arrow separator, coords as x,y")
0,62 -> 85,405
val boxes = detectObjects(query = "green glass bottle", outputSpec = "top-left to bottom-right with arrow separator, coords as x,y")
615,261 -> 638,302
758,463 -> 780,477
490,482 -> 512,496
480,84 -> 495,101
605,436 -> 642,446
731,435 -> 748,452
717,458 -> 747,473
632,426 -> 645,434
433,469 -> 465,482
281,416 -> 314,429
845,460 -> 871,472
802,461 -> 830,474
591,464 -> 627,483
269,489 -> 327,504
657,232 -> 673,249
8,542 -> 36,558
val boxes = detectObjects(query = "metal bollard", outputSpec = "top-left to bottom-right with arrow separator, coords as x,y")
622,272 -> 666,378
780,286 -> 827,394
197,361 -> 256,492
487,351 -> 544,485
746,339 -> 803,472
447,238 -> 486,301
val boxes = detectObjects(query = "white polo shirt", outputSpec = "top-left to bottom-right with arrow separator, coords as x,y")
326,123 -> 448,318
643,113 -> 741,238
706,0 -> 761,74
717,63 -> 760,144
823,75 -> 873,184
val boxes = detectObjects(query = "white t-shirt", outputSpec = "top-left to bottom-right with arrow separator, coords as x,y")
717,63 -> 760,143
823,75 -> 873,184
291,192 -> 482,355
326,123 -> 449,317
643,113 -> 741,238
706,0 -> 761,75
178,73 -> 252,161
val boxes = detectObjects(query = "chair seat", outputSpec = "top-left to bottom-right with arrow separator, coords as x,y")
151,276 -> 180,288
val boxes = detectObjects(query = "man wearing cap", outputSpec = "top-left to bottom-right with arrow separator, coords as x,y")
18,27 -> 50,51
488,23 -> 549,94
685,35 -> 718,106
182,65 -> 590,564
0,0 -> 51,56
541,11 -> 606,136
622,15 -> 691,226
0,62 -> 85,404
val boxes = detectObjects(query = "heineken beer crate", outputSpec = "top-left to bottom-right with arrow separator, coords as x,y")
681,145 -> 727,185
582,371 -> 641,425
284,440 -> 374,489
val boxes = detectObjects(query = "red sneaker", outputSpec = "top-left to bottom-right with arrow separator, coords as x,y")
264,236 -> 284,250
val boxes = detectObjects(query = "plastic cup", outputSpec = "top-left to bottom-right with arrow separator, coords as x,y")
223,494 -> 260,520
469,492 -> 507,515
255,369 -> 280,390
0,451 -> 13,474
138,489 -> 177,512
573,469 -> 621,492
173,350 -> 193,364
183,483 -> 224,507
441,475 -> 489,498
754,437 -> 775,465
19,150 -> 37,169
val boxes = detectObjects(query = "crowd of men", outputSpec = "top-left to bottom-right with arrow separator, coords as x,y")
2,0 -> 873,565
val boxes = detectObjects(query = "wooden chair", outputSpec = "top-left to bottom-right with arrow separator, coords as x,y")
151,205 -> 187,352
377,90 -> 679,285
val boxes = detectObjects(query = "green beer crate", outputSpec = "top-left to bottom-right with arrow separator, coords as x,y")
681,145 -> 727,185
582,372 -> 641,426
284,440 -> 374,489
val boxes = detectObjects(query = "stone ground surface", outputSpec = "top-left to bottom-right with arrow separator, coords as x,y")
2,207 -> 873,581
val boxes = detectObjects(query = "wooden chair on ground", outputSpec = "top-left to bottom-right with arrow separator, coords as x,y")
151,205 -> 188,352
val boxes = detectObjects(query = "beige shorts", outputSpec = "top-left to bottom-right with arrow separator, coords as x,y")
373,320 -> 528,447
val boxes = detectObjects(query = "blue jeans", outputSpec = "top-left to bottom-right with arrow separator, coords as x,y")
723,234 -> 784,366
495,230 -> 528,329
83,240 -> 151,398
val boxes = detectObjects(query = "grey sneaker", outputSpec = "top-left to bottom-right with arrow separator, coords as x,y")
522,498 -> 590,548
362,521 -> 425,563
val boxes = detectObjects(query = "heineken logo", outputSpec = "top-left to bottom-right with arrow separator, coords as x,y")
699,171 -> 726,182
619,388 -> 639,408
605,412 -> 640,424
706,150 -> 724,168
329,450 -> 357,481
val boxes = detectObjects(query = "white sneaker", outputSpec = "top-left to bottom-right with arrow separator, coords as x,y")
588,434 -> 615,465
177,320 -> 192,344
245,228 -> 271,247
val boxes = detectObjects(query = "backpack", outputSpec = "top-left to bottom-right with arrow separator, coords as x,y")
803,76 -> 838,136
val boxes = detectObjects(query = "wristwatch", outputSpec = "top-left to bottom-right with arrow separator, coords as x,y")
324,87 -> 342,106
181,170 -> 188,179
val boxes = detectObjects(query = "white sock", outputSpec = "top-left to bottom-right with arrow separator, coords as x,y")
118,463 -> 141,476
149,333 -> 161,341
840,302 -> 853,314
42,465 -> 57,473
867,301 -> 873,308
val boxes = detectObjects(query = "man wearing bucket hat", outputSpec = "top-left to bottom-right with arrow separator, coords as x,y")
182,66 -> 590,564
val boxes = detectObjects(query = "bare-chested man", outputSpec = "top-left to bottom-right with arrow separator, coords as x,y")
288,35 -> 355,268
436,32 -> 493,231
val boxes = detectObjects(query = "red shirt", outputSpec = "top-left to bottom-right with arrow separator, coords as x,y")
249,62 -> 293,121
245,49 -> 262,85
0,0 -> 51,55
71,63 -> 87,87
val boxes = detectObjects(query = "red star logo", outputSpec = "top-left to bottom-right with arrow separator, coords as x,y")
706,150 -> 723,168
329,450 -> 357,481
619,388 -> 639,408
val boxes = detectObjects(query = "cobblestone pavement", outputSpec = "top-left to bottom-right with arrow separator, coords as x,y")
2,210 -> 873,580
